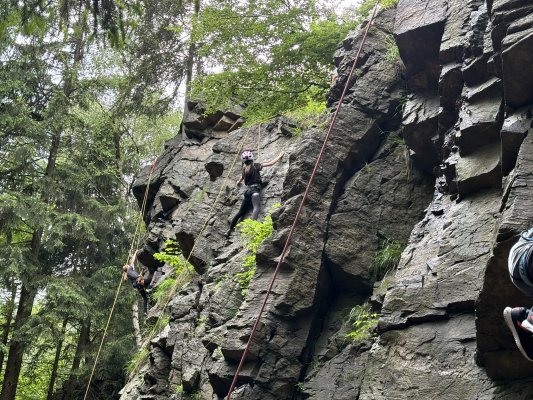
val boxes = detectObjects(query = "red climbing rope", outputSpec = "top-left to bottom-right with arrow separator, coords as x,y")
226,3 -> 381,398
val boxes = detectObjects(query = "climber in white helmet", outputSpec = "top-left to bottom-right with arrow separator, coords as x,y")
226,149 -> 284,237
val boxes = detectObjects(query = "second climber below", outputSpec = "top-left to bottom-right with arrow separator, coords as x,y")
226,150 -> 284,237
122,251 -> 152,315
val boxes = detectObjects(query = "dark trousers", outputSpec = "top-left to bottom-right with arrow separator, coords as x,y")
138,288 -> 149,314
230,190 -> 261,230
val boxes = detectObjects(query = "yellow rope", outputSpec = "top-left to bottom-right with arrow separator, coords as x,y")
83,161 -> 157,400
257,123 -> 261,158
130,127 -> 252,375
126,110 -> 295,376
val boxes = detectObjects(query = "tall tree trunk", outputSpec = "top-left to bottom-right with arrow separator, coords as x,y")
1,5 -> 86,398
47,318 -> 68,400
0,280 -> 17,377
64,321 -> 90,400
132,301 -> 142,347
181,0 -> 201,140
0,284 -> 37,400
0,130 -> 61,400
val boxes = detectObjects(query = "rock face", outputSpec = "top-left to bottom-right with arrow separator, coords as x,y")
121,1 -> 533,399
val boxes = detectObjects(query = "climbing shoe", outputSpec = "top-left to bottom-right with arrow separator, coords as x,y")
521,309 -> 533,333
503,307 -> 533,361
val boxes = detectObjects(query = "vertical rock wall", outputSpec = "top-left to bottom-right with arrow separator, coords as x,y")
121,0 -> 533,399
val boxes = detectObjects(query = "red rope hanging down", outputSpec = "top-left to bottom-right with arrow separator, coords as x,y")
226,3 -> 381,399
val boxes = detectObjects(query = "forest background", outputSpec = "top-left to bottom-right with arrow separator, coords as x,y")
0,0 -> 368,398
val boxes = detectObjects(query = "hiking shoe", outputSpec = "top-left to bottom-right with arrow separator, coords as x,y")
503,307 -> 533,361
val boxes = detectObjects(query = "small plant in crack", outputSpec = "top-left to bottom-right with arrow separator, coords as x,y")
345,303 -> 379,342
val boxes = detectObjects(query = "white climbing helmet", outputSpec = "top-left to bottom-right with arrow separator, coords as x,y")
241,150 -> 254,161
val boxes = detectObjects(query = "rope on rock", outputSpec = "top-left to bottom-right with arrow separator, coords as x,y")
257,123 -> 261,159
131,127 -> 252,376
83,159 -> 158,400
226,3 -> 381,398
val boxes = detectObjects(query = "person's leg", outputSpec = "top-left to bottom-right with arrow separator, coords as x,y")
143,271 -> 153,289
251,192 -> 261,221
139,289 -> 149,314
229,195 -> 251,232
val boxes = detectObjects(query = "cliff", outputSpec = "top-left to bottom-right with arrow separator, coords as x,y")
120,0 -> 533,398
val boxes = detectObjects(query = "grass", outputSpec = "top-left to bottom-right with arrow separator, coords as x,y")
150,315 -> 170,333
153,240 -> 194,275
152,240 -> 195,305
125,347 -> 149,376
285,99 -> 328,136
151,276 -> 177,303
383,33 -> 400,63
371,239 -> 403,281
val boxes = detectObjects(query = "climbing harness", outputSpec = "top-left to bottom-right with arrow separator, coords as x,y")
226,2 -> 381,398
83,159 -> 158,400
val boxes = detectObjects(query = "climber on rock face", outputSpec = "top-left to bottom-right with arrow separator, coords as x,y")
122,251 -> 152,315
226,150 -> 284,237
503,228 -> 533,361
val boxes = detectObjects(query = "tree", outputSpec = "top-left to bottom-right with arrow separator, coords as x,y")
0,0 -> 183,397
190,0 -> 356,120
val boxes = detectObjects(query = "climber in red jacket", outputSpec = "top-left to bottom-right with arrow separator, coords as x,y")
226,150 -> 284,237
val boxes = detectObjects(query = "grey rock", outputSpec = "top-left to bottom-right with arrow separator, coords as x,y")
456,142 -> 502,196
457,94 -> 503,154
302,345 -> 369,400
360,315 -> 494,399
501,28 -> 533,109
501,107 -> 531,175
380,190 -> 501,331
326,137 -> 433,292
122,2 -> 533,399
477,130 -> 533,380
212,115 -> 235,132
402,93 -> 441,172
394,0 -> 446,90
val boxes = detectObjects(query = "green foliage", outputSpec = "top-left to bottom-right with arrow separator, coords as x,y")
0,2 -> 176,397
190,1 -> 356,123
285,96 -> 328,135
154,315 -> 170,333
345,303 -> 379,342
383,33 -> 400,63
2,0 -> 133,47
125,347 -> 149,375
235,205 -> 278,296
153,240 -> 194,276
357,0 -> 399,20
151,276 -> 177,303
371,240 -> 404,280
152,241 -> 195,309
380,0 -> 400,9
361,163 -> 372,174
